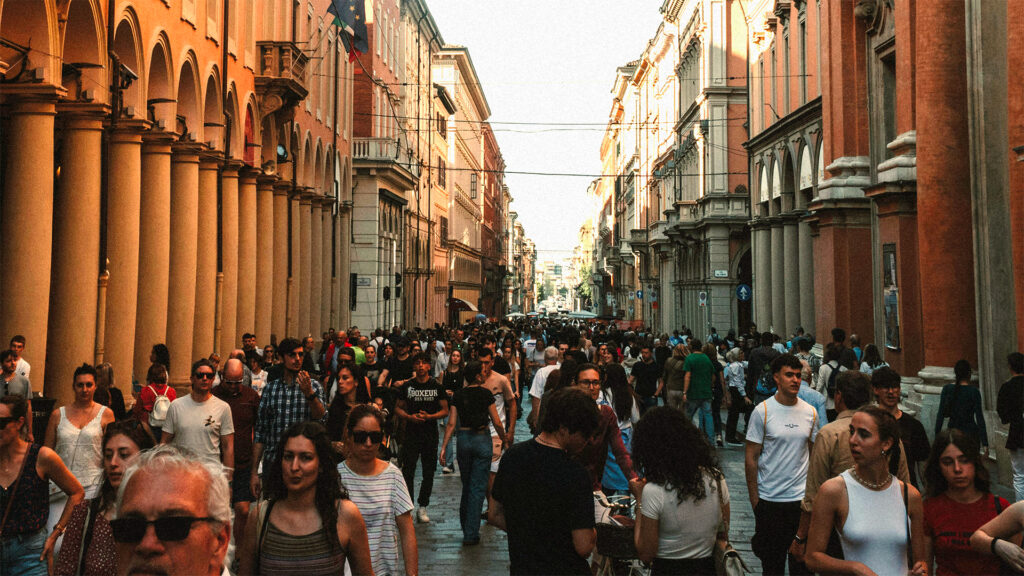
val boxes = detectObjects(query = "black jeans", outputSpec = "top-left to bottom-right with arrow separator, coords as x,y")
651,556 -> 715,575
400,426 -> 439,507
725,388 -> 751,442
751,500 -> 811,576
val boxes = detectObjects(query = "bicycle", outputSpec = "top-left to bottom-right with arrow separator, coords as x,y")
592,492 -> 651,576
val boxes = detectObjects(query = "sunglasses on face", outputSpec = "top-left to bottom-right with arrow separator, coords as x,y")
109,516 -> 217,543
194,372 -> 215,380
351,430 -> 383,444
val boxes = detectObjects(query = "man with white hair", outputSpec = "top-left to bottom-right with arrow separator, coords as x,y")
527,346 -> 560,431
112,444 -> 232,576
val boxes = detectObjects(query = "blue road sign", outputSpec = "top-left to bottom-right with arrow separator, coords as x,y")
736,284 -> 752,302
636,290 -> 643,300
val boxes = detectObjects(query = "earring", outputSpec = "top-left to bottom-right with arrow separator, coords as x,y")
881,448 -> 888,456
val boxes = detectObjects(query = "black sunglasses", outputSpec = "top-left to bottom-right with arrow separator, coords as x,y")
351,430 -> 383,444
194,372 -> 215,380
110,516 -> 217,543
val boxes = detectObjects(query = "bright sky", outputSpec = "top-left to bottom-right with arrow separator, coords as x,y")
427,1 -> 667,261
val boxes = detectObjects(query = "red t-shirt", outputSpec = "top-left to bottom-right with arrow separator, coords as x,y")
134,383 -> 177,416
924,492 -> 1009,576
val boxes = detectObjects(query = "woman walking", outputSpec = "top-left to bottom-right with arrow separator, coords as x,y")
439,349 -> 466,474
935,360 -> 988,456
238,421 -> 373,575
597,364 -> 639,495
806,406 -> 927,575
631,406 -> 728,575
54,420 -> 155,575
338,404 -> 418,575
439,360 -> 506,545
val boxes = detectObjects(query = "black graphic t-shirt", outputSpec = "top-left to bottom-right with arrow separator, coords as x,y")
398,377 -> 447,434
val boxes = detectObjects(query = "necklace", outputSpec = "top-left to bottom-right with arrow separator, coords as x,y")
850,467 -> 893,490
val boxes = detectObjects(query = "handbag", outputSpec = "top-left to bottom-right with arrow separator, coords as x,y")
714,474 -> 751,576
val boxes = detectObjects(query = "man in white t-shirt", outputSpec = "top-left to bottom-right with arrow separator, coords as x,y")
527,347 -> 559,423
162,358 -> 235,476
745,353 -> 818,576
9,335 -> 30,382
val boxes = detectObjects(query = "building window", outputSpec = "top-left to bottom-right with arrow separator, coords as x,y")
436,112 -> 446,138
440,216 -> 448,244
799,19 -> 807,103
470,173 -> 478,198
783,33 -> 790,115
438,156 -> 446,188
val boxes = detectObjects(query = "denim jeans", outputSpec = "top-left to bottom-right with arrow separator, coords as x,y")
456,430 -> 492,542
0,529 -> 48,576
685,399 -> 715,443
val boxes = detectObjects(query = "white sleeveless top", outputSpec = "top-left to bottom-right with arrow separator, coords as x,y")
54,405 -> 107,491
839,469 -> 909,575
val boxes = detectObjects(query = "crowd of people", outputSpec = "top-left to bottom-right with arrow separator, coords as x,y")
0,322 -> 1023,575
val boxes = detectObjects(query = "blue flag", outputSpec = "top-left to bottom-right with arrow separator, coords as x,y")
328,0 -> 369,60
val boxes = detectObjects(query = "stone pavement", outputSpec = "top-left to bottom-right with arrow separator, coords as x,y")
406,406 -> 762,576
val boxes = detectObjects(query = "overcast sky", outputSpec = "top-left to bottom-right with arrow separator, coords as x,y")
427,1 -> 666,263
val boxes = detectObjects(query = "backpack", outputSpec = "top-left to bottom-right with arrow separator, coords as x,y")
754,361 -> 776,397
148,385 -> 171,428
825,361 -> 841,398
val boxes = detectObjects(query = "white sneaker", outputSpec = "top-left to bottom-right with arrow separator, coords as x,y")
416,507 -> 430,523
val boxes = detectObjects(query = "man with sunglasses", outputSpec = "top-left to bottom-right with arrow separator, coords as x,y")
161,359 -> 234,476
251,337 -> 326,499
112,444 -> 231,576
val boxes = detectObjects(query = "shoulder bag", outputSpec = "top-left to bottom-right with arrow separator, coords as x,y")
714,474 -> 751,576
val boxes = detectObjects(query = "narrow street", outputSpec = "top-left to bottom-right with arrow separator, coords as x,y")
410,406 -> 763,575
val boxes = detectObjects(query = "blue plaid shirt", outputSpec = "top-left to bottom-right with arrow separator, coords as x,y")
255,376 -> 326,468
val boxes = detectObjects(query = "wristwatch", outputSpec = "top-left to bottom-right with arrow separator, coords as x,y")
793,534 -> 806,544
306,393 -> 318,402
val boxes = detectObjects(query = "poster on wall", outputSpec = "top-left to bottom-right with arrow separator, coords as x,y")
883,243 -> 901,350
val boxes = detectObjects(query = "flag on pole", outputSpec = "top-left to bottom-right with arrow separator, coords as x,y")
328,0 -> 369,61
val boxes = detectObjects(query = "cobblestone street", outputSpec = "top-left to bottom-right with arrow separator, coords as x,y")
409,406 -> 762,575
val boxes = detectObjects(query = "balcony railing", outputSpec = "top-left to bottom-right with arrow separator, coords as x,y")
255,42 -> 309,106
352,137 -> 418,178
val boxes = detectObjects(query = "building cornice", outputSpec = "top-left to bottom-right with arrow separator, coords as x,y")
744,96 -> 822,152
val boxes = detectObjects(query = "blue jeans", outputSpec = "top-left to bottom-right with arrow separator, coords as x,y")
456,430 -> 492,542
686,399 -> 715,443
439,416 -> 457,468
0,529 -> 48,576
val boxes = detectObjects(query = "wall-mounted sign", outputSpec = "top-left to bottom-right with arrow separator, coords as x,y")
357,277 -> 372,287
714,269 -> 729,278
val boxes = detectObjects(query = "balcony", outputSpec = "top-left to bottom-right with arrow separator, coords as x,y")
352,137 -> 419,180
255,42 -> 309,115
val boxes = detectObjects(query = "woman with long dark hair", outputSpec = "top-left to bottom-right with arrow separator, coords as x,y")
54,420 -> 154,575
806,406 -> 927,576
338,404 -> 417,576
239,421 -> 372,575
631,406 -> 727,574
598,364 -> 639,494
858,344 -> 889,376
923,429 -> 1011,576
439,349 -> 466,474
325,364 -> 367,455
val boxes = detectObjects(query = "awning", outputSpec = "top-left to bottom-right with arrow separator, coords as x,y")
448,297 -> 478,312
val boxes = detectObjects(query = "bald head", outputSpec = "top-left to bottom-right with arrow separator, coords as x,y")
223,358 -> 244,382
229,349 -> 245,362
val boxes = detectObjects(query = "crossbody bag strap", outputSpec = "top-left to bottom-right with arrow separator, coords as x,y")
0,445 -> 31,538
903,480 -> 912,569
255,499 -> 276,575
76,499 -> 97,574
715,473 -> 729,538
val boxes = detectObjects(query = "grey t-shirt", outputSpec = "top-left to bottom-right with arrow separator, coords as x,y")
163,394 -> 235,463
0,373 -> 30,399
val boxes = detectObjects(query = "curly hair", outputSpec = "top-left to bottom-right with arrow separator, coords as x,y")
632,406 -> 722,503
263,421 -> 347,551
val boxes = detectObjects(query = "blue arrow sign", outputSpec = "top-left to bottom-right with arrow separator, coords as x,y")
736,284 -> 752,302
636,290 -> 643,300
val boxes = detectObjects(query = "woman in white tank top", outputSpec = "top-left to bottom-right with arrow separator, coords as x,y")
806,406 -> 928,576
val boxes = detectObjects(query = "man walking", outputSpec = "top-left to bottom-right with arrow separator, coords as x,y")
681,338 -> 715,442
491,388 -> 601,575
161,359 -> 234,475
0,349 -> 32,439
250,337 -> 326,498
395,352 -> 448,523
997,352 -> 1024,500
629,343 -> 662,413
745,354 -> 818,575
212,358 -> 260,545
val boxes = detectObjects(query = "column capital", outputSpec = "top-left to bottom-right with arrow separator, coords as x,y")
299,187 -> 316,203
55,102 -> 110,129
273,180 -> 292,197
109,119 -> 151,143
1,84 -> 64,111
141,130 -> 176,152
171,141 -> 203,162
222,159 -> 245,176
199,149 -> 225,168
239,165 -> 261,182
257,173 -> 277,191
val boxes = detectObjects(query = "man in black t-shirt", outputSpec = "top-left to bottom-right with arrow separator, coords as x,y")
629,343 -> 663,413
395,352 -> 449,524
491,388 -> 602,575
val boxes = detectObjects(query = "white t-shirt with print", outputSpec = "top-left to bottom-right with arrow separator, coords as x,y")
163,394 -> 235,464
745,395 -> 818,502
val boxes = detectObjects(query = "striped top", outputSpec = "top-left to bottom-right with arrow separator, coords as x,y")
258,521 -> 345,575
338,461 -> 414,576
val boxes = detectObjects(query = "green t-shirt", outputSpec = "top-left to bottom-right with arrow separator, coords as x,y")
682,352 -> 715,400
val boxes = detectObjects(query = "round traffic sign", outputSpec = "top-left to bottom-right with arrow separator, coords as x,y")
736,284 -> 752,302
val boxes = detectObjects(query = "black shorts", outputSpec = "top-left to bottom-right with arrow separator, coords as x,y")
232,467 -> 255,504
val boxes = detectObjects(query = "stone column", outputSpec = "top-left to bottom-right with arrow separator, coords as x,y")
133,133 -> 174,382
255,176 -> 275,344
271,182 -> 290,340
219,161 -> 242,358
0,95 -> 57,393
321,200 -> 333,332
298,189 -> 313,339
192,154 -> 221,362
783,215 -> 801,335
287,189 -> 302,336
752,223 -> 772,330
798,217 -> 816,334
916,1 -> 977,378
104,121 -> 146,390
165,143 -> 201,385
770,220 -> 785,333
45,105 -> 105,405
236,168 -> 258,344
309,194 -> 323,341
338,203 -> 352,328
